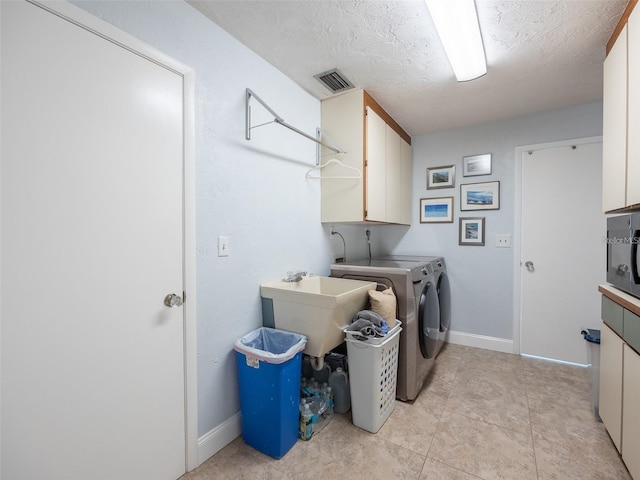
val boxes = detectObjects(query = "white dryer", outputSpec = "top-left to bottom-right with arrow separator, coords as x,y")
331,255 -> 450,401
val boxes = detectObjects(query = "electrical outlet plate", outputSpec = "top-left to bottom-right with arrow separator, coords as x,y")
496,234 -> 511,248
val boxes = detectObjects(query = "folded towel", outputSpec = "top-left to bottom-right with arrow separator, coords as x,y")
346,310 -> 389,340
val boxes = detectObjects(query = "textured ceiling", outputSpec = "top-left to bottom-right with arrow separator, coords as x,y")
187,0 -> 627,136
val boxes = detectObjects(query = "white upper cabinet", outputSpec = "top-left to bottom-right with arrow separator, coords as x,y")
320,89 -> 412,225
603,5 -> 640,212
603,23 -> 627,212
628,8 -> 640,206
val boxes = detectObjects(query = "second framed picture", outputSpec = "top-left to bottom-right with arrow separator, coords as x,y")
459,217 -> 485,246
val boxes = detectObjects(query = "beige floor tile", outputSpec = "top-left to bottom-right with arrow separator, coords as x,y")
462,348 -> 523,367
533,430 -> 631,480
305,422 -> 426,480
376,389 -> 446,455
428,410 -> 537,480
445,371 -> 531,433
420,457 -> 483,480
528,394 -> 604,447
522,356 -> 590,385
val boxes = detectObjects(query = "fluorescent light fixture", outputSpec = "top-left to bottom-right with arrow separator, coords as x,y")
425,0 -> 487,82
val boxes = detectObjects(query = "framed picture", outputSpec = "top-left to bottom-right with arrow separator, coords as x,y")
420,196 -> 454,223
460,181 -> 500,211
427,165 -> 455,189
463,154 -> 492,177
459,217 -> 485,246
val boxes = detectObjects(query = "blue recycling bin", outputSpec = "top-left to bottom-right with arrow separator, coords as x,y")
234,327 -> 307,458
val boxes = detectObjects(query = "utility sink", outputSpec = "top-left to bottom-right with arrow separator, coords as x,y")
260,275 -> 376,358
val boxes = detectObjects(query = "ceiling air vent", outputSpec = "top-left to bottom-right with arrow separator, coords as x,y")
314,69 -> 355,94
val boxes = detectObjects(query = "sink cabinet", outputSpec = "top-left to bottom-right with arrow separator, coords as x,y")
320,89 -> 411,225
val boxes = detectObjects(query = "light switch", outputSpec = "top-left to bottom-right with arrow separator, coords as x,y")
218,236 -> 230,256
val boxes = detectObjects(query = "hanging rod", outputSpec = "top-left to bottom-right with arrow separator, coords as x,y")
245,88 -> 346,159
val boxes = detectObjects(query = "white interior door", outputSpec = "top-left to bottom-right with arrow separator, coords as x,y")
2,2 -> 187,479
520,141 -> 605,364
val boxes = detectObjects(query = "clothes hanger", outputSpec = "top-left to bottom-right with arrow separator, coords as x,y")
305,158 -> 362,180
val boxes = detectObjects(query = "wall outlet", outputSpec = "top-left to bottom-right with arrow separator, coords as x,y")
496,234 -> 511,248
329,226 -> 335,238
218,235 -> 230,256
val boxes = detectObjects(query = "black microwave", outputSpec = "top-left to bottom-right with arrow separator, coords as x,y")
607,213 -> 640,299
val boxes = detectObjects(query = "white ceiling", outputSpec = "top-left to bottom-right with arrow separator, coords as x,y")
187,0 -> 627,136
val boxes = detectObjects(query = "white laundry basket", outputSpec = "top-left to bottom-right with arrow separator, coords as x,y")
344,321 -> 402,433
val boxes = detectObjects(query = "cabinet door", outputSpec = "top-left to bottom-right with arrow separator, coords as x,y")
602,24 -> 627,212
400,138 -> 412,225
385,125 -> 401,224
628,9 -> 640,206
600,323 -> 624,452
623,344 -> 640,479
365,107 -> 386,222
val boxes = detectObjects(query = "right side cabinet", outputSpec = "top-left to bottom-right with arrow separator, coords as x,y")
603,6 -> 640,212
600,293 -> 640,479
623,344 -> 640,479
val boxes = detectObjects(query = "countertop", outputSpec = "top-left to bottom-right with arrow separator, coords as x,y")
599,284 -> 640,317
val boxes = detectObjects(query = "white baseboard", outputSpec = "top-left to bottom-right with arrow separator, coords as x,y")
196,413 -> 242,467
446,330 -> 514,354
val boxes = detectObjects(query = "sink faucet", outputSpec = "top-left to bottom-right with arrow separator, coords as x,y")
284,270 -> 307,282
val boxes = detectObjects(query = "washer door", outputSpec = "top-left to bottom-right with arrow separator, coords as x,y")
418,281 -> 440,359
437,272 -> 451,333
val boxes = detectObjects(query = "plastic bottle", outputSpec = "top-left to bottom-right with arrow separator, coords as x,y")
328,367 -> 351,414
323,385 -> 334,416
299,403 -> 313,441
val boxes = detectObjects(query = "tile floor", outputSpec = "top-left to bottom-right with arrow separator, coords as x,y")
182,343 -> 631,480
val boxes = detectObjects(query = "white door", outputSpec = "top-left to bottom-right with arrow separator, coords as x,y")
2,2 -> 186,479
520,141 -> 605,364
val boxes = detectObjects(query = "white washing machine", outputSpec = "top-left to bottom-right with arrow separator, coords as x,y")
331,255 -> 450,401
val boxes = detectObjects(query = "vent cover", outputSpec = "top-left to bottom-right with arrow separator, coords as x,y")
314,69 -> 355,94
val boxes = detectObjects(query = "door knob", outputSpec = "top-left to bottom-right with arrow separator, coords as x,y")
524,261 -> 535,272
164,293 -> 183,307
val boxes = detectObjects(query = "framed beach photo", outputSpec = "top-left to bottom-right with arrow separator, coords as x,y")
427,165 -> 455,189
462,153 -> 492,177
460,181 -> 500,211
420,196 -> 454,223
459,217 -> 485,246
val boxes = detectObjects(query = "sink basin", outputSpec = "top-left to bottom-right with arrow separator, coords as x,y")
260,275 -> 376,358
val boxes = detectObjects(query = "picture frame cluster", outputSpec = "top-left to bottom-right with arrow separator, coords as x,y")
420,153 -> 498,247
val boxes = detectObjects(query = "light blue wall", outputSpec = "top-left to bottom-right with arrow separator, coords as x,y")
71,0 -> 371,440
377,102 -> 604,340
